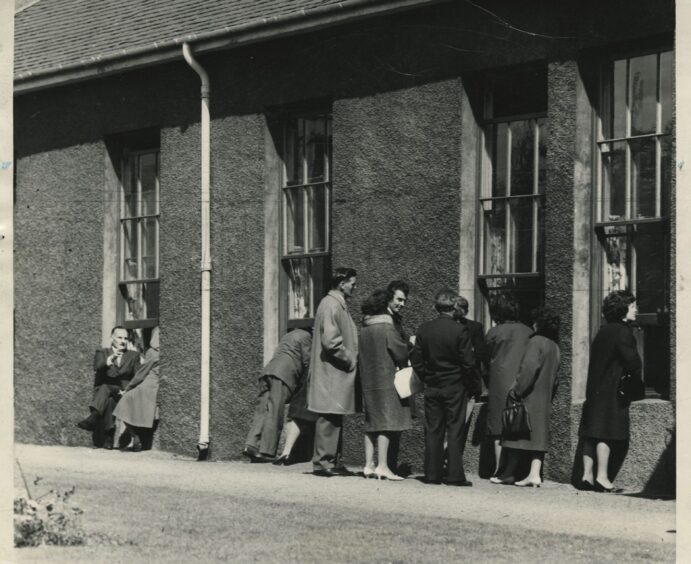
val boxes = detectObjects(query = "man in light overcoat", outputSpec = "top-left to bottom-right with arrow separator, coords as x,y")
307,267 -> 359,476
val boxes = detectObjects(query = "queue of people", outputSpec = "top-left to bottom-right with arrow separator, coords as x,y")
78,267 -> 644,494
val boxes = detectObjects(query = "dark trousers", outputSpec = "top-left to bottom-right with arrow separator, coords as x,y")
424,384 -> 469,483
312,413 -> 344,471
90,384 -> 123,433
245,376 -> 291,457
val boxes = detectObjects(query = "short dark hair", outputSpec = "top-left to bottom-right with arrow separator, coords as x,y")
111,325 -> 127,335
434,288 -> 458,313
386,280 -> 410,302
533,307 -> 560,343
489,293 -> 519,324
361,289 -> 389,317
602,290 -> 636,322
455,295 -> 469,314
330,267 -> 357,289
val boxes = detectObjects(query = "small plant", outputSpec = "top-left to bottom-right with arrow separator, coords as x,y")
14,460 -> 86,548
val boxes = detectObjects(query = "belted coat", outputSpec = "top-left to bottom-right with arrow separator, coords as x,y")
307,290 -> 359,415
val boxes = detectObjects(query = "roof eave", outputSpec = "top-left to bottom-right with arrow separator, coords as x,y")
14,0 -> 446,95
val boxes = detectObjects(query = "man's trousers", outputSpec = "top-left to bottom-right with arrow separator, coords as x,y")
312,413 -> 344,471
245,376 -> 291,457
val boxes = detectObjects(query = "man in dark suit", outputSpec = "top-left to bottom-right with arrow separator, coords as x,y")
411,288 -> 476,486
454,295 -> 486,402
243,327 -> 312,463
77,326 -> 140,448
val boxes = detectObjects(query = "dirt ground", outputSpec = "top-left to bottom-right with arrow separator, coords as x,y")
8,443 -> 676,563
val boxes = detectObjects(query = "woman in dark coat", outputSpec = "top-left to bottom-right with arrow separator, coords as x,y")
580,290 -> 641,492
495,308 -> 561,487
359,289 -> 411,480
485,294 -> 533,479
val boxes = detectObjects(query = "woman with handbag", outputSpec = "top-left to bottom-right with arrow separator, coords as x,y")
492,308 -> 561,487
359,289 -> 412,481
579,290 -> 642,493
485,294 -> 533,479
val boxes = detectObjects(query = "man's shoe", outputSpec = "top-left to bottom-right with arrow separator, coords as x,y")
272,454 -> 291,466
313,467 -> 353,477
445,479 -> 473,487
242,447 -> 259,460
76,412 -> 98,431
103,436 -> 114,450
250,453 -> 275,463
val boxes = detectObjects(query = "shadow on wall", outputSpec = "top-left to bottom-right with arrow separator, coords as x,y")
570,421 -> 676,497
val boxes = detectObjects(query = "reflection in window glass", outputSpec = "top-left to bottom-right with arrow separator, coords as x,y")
491,123 -> 508,197
630,54 -> 658,136
612,60 -> 627,139
483,199 -> 506,275
284,188 -> 304,253
510,121 -> 534,196
510,198 -> 534,273
630,138 -> 656,218
601,141 -> 626,221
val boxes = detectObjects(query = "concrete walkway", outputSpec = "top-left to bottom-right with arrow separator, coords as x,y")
10,443 -> 676,562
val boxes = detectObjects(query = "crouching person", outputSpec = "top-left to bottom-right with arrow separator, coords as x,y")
113,327 -> 161,452
77,326 -> 140,449
243,327 -> 313,463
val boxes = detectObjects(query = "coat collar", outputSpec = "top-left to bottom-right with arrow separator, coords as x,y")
363,314 -> 394,327
326,290 -> 347,309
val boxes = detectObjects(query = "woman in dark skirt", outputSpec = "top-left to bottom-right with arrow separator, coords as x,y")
359,289 -> 411,480
485,294 -> 533,480
495,308 -> 561,487
579,290 -> 642,492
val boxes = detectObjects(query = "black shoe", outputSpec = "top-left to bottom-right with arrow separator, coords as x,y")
272,454 -> 291,466
242,447 -> 259,460
313,467 -> 353,478
130,435 -> 142,452
421,477 -> 442,485
103,436 -> 114,450
250,452 -> 275,463
578,479 -> 595,491
445,479 -> 473,487
594,480 -> 622,493
77,412 -> 98,431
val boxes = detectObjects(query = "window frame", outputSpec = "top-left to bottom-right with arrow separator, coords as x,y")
475,66 -> 548,326
276,109 -> 332,333
117,147 -> 160,330
591,46 -> 674,398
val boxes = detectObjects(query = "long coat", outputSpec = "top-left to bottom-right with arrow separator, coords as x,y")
485,321 -> 533,436
359,314 -> 411,432
307,290 -> 359,415
502,335 -> 561,452
262,328 -> 312,394
113,348 -> 160,428
579,321 -> 642,441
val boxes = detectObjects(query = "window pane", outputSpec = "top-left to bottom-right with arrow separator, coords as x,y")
123,159 -> 137,218
537,118 -> 548,193
141,218 -> 158,279
612,59 -> 627,139
482,199 -> 506,274
119,281 -> 159,322
630,138 -> 656,218
630,54 -> 657,136
284,187 -> 305,253
601,225 -> 629,296
509,198 -> 534,273
601,141 -> 627,221
660,51 -> 673,135
308,185 -> 327,253
510,120 -> 534,196
284,119 -> 303,186
491,123 -> 508,197
140,153 -> 158,216
305,118 -> 326,183
122,219 -> 138,280
634,223 -> 667,314
284,257 -> 313,320
660,134 -> 672,217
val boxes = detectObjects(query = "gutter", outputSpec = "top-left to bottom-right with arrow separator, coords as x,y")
14,0 -> 446,95
182,43 -> 212,461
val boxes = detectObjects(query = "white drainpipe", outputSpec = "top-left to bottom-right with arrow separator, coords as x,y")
182,43 -> 212,460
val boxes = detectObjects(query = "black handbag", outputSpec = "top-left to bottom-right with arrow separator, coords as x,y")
502,395 -> 532,440
618,374 -> 644,403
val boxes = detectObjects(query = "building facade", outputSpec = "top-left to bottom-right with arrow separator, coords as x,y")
14,0 -> 675,492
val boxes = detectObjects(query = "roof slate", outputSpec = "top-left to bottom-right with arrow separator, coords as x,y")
14,0 -> 352,78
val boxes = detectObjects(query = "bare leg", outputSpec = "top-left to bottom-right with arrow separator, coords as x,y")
582,439 -> 595,484
375,433 -> 402,479
491,447 -> 518,483
493,438 -> 502,476
279,420 -> 301,457
364,433 -> 376,473
595,441 -> 613,487
516,452 -> 543,486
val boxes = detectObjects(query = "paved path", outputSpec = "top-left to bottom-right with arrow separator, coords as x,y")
10,444 -> 676,562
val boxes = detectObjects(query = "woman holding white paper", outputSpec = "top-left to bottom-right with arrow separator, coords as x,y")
359,289 -> 411,480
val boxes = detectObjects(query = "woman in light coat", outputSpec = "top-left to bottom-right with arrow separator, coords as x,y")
359,289 -> 411,481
